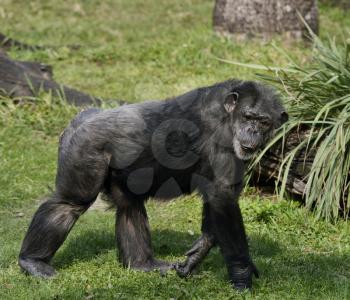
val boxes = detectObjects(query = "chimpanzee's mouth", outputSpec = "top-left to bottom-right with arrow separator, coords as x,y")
233,138 -> 256,161
240,145 -> 256,154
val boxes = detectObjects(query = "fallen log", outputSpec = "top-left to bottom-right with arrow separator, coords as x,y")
252,127 -> 314,197
0,52 -> 101,106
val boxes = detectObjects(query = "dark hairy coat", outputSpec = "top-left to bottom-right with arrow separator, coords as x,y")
19,79 -> 287,290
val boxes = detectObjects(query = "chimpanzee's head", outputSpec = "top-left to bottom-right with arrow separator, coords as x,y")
222,81 -> 288,161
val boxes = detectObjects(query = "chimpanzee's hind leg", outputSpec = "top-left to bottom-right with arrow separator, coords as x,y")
18,194 -> 94,278
19,144 -> 109,278
111,186 -> 174,273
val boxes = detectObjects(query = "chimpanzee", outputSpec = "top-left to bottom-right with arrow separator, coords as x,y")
19,79 -> 287,290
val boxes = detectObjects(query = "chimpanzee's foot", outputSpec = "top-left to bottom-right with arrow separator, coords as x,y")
230,260 -> 259,291
133,259 -> 175,275
19,257 -> 56,278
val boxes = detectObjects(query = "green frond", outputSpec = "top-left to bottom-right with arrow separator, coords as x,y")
231,34 -> 350,221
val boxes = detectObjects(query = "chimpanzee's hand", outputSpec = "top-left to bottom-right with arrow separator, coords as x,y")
175,234 -> 215,277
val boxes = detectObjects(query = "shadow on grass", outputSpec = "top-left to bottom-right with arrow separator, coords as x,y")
58,251 -> 350,300
197,233 -> 284,278
53,228 -> 197,268
53,229 -> 284,273
53,228 -> 350,297
52,229 -> 294,269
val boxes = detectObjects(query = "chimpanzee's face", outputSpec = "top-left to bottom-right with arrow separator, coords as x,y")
232,104 -> 276,160
223,82 -> 288,161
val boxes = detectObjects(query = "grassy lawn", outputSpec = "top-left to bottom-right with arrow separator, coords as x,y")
1,0 -> 350,299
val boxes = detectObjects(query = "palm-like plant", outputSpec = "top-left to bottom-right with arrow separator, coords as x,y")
252,34 -> 350,221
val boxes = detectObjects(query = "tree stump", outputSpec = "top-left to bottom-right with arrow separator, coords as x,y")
213,0 -> 319,40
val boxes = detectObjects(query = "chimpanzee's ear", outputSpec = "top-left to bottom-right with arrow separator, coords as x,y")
276,111 -> 289,128
224,91 -> 239,113
280,111 -> 289,124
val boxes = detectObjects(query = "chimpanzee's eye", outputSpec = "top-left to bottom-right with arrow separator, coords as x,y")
242,113 -> 252,121
261,119 -> 271,126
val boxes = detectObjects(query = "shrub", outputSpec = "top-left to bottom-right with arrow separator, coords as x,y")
255,33 -> 350,221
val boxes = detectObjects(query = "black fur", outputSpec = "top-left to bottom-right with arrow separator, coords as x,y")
19,79 -> 287,290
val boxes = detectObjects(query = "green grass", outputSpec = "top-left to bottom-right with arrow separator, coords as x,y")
0,1 -> 350,299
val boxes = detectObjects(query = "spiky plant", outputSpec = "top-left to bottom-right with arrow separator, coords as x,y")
251,33 -> 350,221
